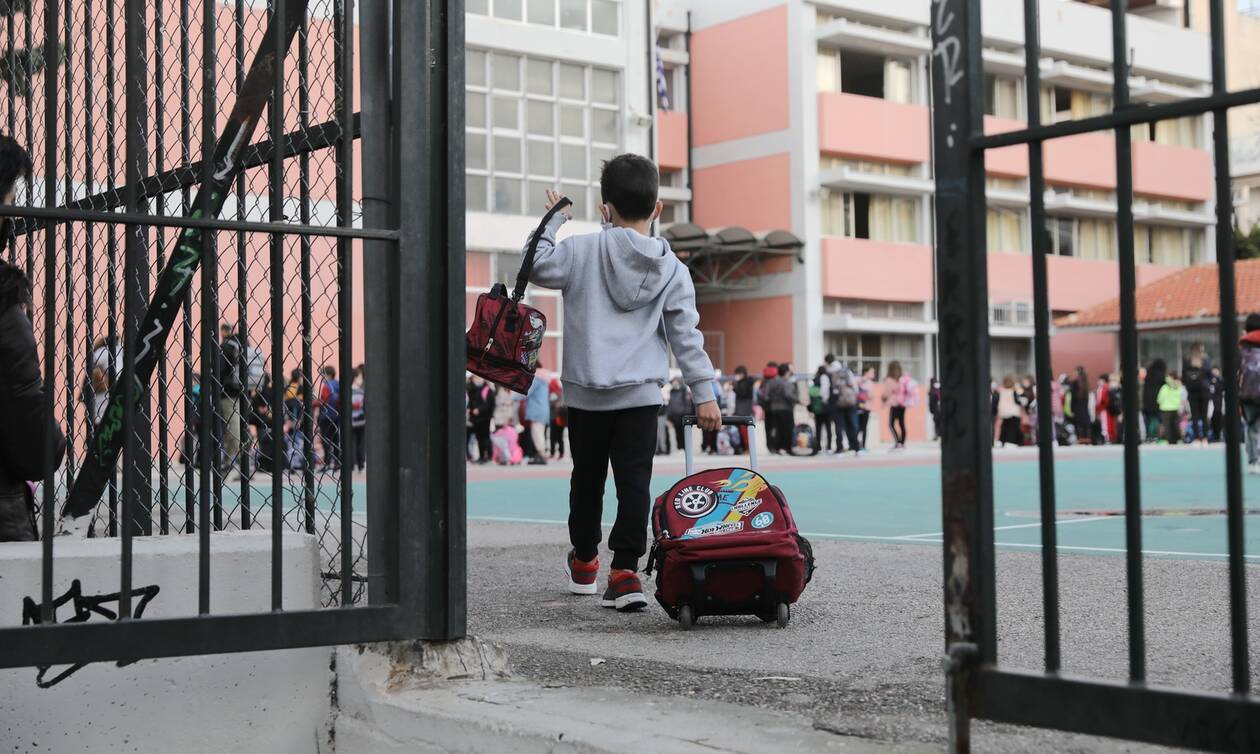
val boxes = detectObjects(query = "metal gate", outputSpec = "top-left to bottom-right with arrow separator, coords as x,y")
0,0 -> 465,673
932,0 -> 1259,750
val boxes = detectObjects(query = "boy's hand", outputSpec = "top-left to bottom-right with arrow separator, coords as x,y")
544,189 -> 572,219
695,400 -> 721,432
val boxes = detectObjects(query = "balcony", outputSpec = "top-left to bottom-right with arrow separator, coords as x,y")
817,92 -> 928,165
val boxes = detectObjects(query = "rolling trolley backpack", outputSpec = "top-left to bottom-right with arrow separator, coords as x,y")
647,415 -> 814,630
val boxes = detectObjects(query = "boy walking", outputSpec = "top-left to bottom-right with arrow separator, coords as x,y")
528,155 -> 721,612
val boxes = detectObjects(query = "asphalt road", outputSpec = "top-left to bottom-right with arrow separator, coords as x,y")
467,519 -> 1259,753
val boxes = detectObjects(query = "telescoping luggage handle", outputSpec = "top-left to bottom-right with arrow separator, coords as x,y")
681,415 -> 757,475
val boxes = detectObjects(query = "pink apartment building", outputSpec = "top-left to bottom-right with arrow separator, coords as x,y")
650,0 -> 1217,440
463,1 -> 1215,441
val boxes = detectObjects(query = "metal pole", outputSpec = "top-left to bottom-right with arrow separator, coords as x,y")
198,0 -> 218,614
1111,0 -> 1146,684
155,0 -> 171,535
362,0 -> 398,606
1208,0 -> 1250,695
931,0 -> 989,749
237,0 -> 252,528
180,0 -> 196,534
335,0 -> 356,607
1023,0 -> 1061,675
268,0 -> 286,612
40,0 -> 60,624
298,0 -> 315,536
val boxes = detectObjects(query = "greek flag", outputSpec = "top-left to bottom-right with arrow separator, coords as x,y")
655,46 -> 670,111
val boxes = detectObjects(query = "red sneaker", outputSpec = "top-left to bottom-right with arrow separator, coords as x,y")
601,569 -> 647,612
565,550 -> 599,595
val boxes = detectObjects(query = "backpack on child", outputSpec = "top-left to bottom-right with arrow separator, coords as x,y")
807,382 -> 825,415
1242,347 -> 1260,404
830,367 -> 858,408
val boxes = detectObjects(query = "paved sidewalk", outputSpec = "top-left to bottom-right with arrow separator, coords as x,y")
466,520 -> 1250,753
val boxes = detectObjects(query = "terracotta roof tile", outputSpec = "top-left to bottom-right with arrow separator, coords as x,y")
1055,259 -> 1260,329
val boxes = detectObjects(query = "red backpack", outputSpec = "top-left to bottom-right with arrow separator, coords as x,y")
465,198 -> 570,394
647,417 -> 814,629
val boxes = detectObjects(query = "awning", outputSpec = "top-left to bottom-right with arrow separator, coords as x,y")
662,223 -> 804,294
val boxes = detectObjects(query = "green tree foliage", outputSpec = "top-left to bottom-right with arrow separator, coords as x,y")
1237,223 -> 1260,261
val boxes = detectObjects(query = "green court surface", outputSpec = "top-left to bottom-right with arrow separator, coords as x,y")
465,446 -> 1260,561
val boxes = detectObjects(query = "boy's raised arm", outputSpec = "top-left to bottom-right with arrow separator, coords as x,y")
525,190 -> 575,290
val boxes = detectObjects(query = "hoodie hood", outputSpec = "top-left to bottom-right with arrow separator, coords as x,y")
598,227 -> 679,312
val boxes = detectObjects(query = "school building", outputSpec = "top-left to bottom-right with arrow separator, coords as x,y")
463,0 -> 1226,439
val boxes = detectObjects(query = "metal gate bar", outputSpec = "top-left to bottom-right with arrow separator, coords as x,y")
0,0 -> 467,673
932,0 -> 1259,750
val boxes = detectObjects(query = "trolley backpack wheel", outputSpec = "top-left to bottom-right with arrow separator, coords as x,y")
678,604 -> 695,631
775,602 -> 790,629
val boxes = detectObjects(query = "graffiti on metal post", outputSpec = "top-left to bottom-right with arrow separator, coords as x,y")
21,579 -> 160,688
932,0 -> 963,113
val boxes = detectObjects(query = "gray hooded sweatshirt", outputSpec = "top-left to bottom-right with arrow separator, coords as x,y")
526,214 -> 716,411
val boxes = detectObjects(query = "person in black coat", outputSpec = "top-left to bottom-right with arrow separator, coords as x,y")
0,261 -> 68,540
0,139 -> 66,541
1141,358 -> 1167,442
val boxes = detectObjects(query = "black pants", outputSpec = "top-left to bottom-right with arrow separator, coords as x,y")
473,419 -> 492,461
568,405 -> 658,571
318,417 -> 341,468
670,415 -> 686,452
998,416 -> 1022,446
832,406 -> 859,451
0,484 -> 36,542
1188,393 -> 1208,441
1162,410 -> 1180,443
353,425 -> 367,469
813,411 -> 832,451
1211,399 -> 1223,441
858,409 -> 870,449
769,409 -> 794,452
889,406 -> 907,445
550,420 -> 566,457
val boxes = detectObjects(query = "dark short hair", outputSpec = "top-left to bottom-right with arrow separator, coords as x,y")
600,153 -> 658,221
0,135 -> 32,201
777,362 -> 789,377
1246,313 -> 1260,333
735,365 -> 747,376
824,354 -> 835,364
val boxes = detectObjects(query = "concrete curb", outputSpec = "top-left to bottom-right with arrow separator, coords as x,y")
332,644 -> 928,754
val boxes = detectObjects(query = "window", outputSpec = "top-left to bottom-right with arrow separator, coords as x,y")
822,191 -> 920,243
819,156 -> 913,176
984,74 -> 1020,119
1241,0 -> 1260,18
466,50 -> 621,218
987,207 -> 1027,253
1044,216 -> 1117,260
1046,216 -> 1075,257
818,48 -> 915,103
471,0 -> 620,35
1041,86 -> 1110,124
825,333 -> 925,382
1132,117 -> 1199,148
1136,225 -> 1205,266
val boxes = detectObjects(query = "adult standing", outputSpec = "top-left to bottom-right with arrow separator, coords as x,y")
826,355 -> 860,454
0,259 -> 67,540
995,375 -> 1022,447
928,376 -> 942,441
810,364 -> 832,453
522,366 -> 551,465
1069,367 -> 1091,446
549,374 -> 567,459
732,365 -> 755,450
765,363 -> 796,455
1208,366 -> 1224,442
881,361 -> 910,449
665,378 -> 691,453
1238,314 -> 1260,472
857,366 -> 876,451
351,364 -> 367,470
219,324 -> 247,471
1181,344 -> 1211,445
467,375 -> 494,463
1141,358 -> 1166,442
316,365 -> 342,470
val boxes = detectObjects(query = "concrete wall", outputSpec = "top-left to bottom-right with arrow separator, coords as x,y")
0,532 -> 330,754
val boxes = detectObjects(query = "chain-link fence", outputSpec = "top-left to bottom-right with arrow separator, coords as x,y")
5,0 -> 366,608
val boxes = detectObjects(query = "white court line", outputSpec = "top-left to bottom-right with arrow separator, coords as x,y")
471,516 -> 1260,561
897,515 -> 1114,540
800,531 -> 1260,560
